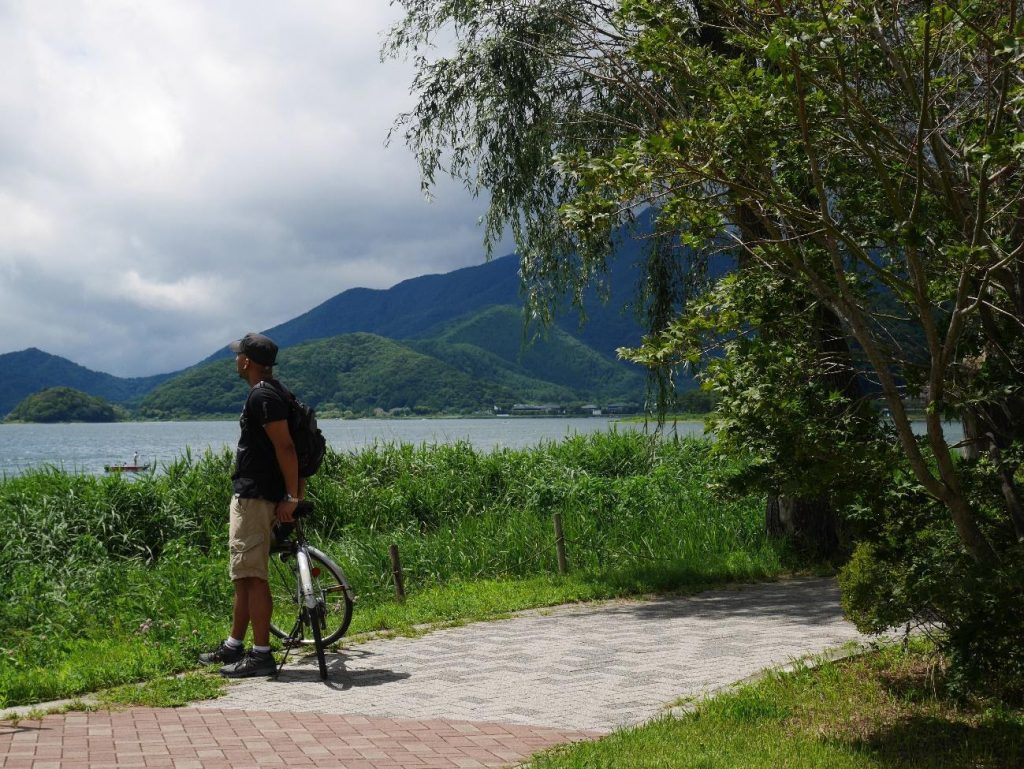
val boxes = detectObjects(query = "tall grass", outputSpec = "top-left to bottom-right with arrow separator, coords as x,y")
0,431 -> 779,707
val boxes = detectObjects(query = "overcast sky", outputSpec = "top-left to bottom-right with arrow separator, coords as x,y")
0,1 -> 504,377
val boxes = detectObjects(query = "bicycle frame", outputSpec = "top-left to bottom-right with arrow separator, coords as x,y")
270,506 -> 355,681
296,547 -> 318,610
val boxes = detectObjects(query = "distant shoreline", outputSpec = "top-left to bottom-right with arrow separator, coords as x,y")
4,413 -> 688,425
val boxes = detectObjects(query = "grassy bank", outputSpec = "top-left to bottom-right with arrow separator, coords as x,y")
0,431 -> 781,707
526,640 -> 1024,768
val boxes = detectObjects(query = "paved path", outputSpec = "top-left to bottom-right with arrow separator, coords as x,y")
1,578 -> 873,768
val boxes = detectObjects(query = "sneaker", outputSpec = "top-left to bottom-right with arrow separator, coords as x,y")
198,641 -> 245,666
220,650 -> 277,678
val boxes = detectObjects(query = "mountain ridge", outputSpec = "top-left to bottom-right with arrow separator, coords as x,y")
202,249 -> 646,366
0,243 -> 658,417
135,324 -> 642,419
0,348 -> 174,416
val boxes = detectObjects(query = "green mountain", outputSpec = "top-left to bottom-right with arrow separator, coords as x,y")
135,358 -> 248,419
138,310 -> 644,419
408,305 -> 643,401
0,348 -> 173,416
1,229 -> 666,418
140,333 -> 525,418
204,248 -> 649,366
274,333 -> 521,414
5,387 -> 120,423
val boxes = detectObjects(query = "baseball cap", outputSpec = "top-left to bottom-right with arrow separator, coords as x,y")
229,332 -> 278,366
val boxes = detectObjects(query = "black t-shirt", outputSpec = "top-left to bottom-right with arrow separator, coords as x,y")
231,379 -> 290,500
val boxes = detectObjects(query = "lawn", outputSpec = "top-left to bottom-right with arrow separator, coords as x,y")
527,640 -> 1024,769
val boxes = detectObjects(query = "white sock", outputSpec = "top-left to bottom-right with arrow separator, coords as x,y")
253,645 -> 271,654
225,637 -> 243,649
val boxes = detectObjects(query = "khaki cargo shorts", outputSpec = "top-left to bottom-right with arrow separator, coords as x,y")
228,495 -> 277,581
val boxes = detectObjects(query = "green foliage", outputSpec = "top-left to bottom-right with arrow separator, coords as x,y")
140,321 -> 644,419
648,270 -> 894,510
840,465 -> 1024,702
0,433 -> 777,706
390,0 -> 1024,701
94,672 -> 226,708
5,387 -> 120,423
556,0 -> 1023,556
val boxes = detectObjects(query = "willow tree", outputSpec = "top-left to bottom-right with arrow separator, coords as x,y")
389,0 -> 1024,697
597,0 -> 1023,563
387,0 -> 860,556
560,0 -> 1024,693
388,2 -> 698,333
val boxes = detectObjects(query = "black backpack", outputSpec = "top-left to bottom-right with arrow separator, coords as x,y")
264,380 -> 327,477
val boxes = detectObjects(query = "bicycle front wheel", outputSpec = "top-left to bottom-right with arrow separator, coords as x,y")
308,603 -> 328,680
268,545 -> 354,646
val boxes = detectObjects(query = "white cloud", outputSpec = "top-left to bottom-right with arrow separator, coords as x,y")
0,190 -> 57,255
0,1 -> 503,376
115,270 -> 220,313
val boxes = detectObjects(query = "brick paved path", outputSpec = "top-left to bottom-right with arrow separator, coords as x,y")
1,709 -> 595,769
1,578 -> 873,768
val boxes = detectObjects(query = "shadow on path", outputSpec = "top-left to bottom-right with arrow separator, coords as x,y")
567,578 -> 844,626
276,648 -> 411,691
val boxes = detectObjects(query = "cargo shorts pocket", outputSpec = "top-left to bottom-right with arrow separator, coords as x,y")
229,531 -> 266,565
229,531 -> 269,579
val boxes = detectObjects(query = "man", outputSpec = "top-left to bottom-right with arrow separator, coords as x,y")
198,332 -> 302,677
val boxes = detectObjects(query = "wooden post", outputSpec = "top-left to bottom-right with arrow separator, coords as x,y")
389,544 -> 406,601
552,513 -> 568,575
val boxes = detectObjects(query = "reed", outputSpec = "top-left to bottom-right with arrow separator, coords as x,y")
0,431 -> 779,707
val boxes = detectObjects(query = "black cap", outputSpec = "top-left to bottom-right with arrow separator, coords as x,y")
229,332 -> 278,366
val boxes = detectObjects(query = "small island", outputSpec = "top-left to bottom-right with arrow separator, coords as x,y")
4,386 -> 120,423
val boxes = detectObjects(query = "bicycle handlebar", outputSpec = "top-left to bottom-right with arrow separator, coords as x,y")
294,500 -> 314,518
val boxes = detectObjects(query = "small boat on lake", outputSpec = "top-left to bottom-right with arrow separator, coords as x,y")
104,452 -> 150,473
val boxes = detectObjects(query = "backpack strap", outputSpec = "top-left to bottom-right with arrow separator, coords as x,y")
258,378 -> 295,407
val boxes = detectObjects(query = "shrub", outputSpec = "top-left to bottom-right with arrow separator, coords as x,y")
839,464 -> 1024,702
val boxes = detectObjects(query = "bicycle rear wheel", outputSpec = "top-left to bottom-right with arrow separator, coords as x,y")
268,546 -> 354,646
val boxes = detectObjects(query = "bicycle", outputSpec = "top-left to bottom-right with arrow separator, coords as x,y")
267,500 -> 355,680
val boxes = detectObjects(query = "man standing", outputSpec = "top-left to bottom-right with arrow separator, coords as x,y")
198,332 -> 301,677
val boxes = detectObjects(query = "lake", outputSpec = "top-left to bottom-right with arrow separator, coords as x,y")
0,417 -> 965,478
0,417 -> 706,477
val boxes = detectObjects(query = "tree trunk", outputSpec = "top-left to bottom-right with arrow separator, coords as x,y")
733,205 -> 851,561
960,407 -> 985,462
766,494 -> 841,559
766,494 -> 786,539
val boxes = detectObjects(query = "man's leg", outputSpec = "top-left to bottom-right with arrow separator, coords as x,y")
230,577 -> 271,646
218,497 -> 278,677
246,577 -> 272,648
230,579 -> 252,642
198,500 -> 252,666
219,577 -> 276,677
198,579 -> 248,666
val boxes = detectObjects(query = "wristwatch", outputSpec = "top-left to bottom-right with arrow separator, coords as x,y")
283,493 -> 298,503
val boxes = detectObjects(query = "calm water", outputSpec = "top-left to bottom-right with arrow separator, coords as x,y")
0,417 -> 963,478
0,418 -> 705,477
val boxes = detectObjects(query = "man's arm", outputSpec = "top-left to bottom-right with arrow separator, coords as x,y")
264,419 -> 299,522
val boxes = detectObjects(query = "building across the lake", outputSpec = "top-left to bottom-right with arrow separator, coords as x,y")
510,403 -> 566,416
501,402 -> 641,416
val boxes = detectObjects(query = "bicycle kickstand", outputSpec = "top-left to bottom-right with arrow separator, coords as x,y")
274,619 -> 304,677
